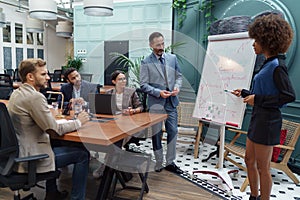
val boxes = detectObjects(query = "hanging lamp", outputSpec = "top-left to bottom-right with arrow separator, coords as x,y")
0,8 -> 6,27
83,0 -> 113,16
56,21 -> 73,38
29,0 -> 57,20
26,16 -> 44,33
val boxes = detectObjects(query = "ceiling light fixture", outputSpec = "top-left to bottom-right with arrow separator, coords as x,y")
0,8 -> 6,28
56,21 -> 73,38
29,0 -> 58,20
83,0 -> 113,16
26,16 -> 44,33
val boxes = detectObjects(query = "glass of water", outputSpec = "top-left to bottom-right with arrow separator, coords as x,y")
82,102 -> 90,113
73,102 -> 82,119
51,102 -> 58,115
52,102 -> 58,109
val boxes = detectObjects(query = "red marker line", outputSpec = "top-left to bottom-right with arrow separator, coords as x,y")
226,122 -> 238,127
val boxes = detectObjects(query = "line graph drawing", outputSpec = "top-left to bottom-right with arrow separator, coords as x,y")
193,32 -> 256,128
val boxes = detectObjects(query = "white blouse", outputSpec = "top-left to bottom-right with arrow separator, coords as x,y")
116,93 -> 123,110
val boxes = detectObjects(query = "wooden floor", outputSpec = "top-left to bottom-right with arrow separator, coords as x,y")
0,164 -> 222,200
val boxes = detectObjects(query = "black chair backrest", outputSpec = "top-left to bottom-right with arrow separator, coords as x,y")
40,75 -> 54,104
80,73 -> 93,82
0,74 -> 13,100
48,72 -> 54,82
4,69 -> 14,79
13,68 -> 21,82
136,88 -> 148,112
53,70 -> 62,82
0,102 -> 19,176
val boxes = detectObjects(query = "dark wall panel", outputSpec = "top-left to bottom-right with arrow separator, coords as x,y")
104,41 -> 129,85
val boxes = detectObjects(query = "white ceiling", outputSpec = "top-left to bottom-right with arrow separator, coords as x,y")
0,0 -> 147,21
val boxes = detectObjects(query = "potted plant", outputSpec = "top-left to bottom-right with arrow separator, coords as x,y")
62,56 -> 83,72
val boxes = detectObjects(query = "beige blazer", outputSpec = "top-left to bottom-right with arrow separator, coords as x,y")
8,83 -> 81,173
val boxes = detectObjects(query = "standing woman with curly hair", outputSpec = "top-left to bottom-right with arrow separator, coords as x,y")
232,14 -> 296,200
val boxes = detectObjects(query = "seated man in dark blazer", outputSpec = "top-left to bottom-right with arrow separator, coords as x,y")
57,68 -> 98,107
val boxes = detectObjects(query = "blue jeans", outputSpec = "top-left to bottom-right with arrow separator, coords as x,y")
46,146 -> 90,200
151,98 -> 178,165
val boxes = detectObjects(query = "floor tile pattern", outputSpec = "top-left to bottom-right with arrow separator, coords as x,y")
135,136 -> 300,200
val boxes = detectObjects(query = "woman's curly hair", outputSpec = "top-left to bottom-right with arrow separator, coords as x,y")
248,14 -> 293,55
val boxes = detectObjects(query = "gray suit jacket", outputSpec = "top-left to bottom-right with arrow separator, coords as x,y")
58,80 -> 98,104
140,52 -> 182,110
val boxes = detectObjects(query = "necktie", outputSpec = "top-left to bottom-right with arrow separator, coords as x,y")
159,57 -> 169,90
159,57 -> 164,65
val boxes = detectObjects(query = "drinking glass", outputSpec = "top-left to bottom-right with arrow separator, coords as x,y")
82,102 -> 90,113
51,102 -> 58,109
51,102 -> 58,115
73,102 -> 82,119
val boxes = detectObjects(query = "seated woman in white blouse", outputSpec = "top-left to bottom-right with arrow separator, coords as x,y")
108,70 -> 143,115
93,70 -> 144,179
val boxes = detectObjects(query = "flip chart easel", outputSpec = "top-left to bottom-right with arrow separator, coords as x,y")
193,121 -> 238,194
192,32 -> 256,193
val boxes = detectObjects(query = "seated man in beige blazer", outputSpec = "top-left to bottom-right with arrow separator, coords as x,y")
8,58 -> 90,200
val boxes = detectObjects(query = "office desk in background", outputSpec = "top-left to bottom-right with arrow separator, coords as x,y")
13,82 -> 114,94
12,82 -> 63,91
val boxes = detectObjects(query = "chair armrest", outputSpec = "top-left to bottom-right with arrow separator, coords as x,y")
273,144 -> 294,151
227,128 -> 248,135
14,154 -> 49,163
226,128 -> 247,145
14,154 -> 50,189
0,146 -> 16,155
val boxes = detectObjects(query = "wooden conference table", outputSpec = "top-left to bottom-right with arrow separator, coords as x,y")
52,112 -> 167,199
0,99 -> 167,199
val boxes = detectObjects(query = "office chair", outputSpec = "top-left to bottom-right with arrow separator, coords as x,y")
0,103 -> 60,200
136,88 -> 148,112
40,72 -> 58,104
80,73 -> 93,82
48,72 -> 54,82
123,88 -> 148,150
53,69 -> 62,82
0,73 -> 14,100
109,149 -> 151,200
176,102 -> 202,159
224,119 -> 300,192
4,69 -> 15,80
13,68 -> 21,82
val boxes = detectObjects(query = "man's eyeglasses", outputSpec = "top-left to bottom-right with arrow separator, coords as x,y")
117,77 -> 127,81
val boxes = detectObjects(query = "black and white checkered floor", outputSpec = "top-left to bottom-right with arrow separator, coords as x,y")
134,136 -> 300,200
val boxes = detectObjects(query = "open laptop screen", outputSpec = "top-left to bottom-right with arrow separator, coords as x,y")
88,93 -> 117,115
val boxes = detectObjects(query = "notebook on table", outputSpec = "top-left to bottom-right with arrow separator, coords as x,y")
88,93 -> 118,115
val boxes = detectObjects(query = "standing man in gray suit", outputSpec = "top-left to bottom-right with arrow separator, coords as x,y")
140,32 -> 183,174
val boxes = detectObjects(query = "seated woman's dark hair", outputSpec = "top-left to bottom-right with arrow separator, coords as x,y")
111,70 -> 125,81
